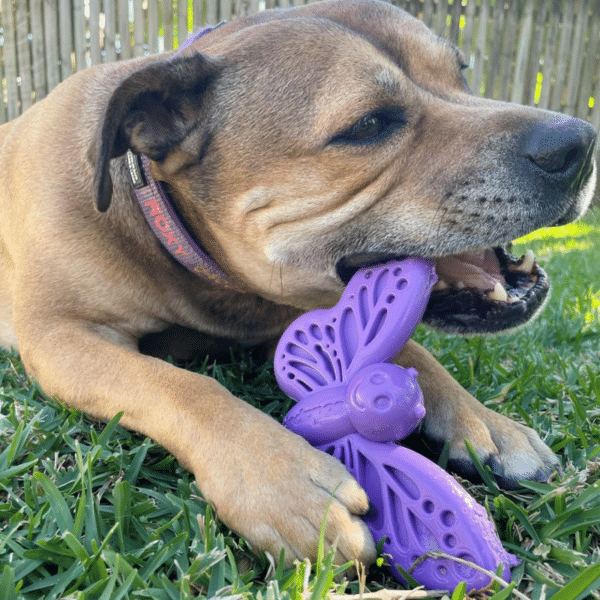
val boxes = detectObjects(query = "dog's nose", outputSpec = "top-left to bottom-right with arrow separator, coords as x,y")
522,117 -> 597,187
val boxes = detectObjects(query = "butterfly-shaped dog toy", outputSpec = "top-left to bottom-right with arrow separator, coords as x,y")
274,258 -> 519,591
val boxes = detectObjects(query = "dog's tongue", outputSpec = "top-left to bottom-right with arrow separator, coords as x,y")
435,249 -> 506,293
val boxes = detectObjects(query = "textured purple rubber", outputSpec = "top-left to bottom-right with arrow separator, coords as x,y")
277,258 -> 437,401
283,363 -> 424,445
318,434 -> 519,589
274,258 -> 519,591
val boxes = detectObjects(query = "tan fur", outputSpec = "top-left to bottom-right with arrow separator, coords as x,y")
0,0 -> 595,568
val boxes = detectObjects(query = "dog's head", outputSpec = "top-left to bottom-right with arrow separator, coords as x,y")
94,0 -> 597,335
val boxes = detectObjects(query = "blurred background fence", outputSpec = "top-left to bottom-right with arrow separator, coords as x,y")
1,0 -> 599,133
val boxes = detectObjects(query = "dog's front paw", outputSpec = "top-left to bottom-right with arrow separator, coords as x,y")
420,400 -> 561,490
395,340 -> 560,490
195,408 -> 376,568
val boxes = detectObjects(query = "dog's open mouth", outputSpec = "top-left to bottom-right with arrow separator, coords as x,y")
336,247 -> 549,334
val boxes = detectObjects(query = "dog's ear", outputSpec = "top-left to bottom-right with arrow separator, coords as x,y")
93,53 -> 221,212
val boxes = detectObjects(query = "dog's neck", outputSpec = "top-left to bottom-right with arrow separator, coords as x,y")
127,23 -> 237,289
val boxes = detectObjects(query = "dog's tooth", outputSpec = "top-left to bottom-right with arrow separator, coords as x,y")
433,280 -> 450,291
488,282 -> 508,302
514,249 -> 535,274
455,281 -> 465,289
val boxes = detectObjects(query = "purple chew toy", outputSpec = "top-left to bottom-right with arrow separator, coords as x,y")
274,258 -> 519,591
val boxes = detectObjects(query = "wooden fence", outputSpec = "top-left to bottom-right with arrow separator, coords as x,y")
1,0 -> 600,133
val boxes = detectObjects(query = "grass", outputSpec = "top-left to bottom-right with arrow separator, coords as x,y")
1,209 -> 600,600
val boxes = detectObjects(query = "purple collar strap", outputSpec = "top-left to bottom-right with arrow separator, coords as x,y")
177,22 -> 227,52
127,151 -> 237,288
127,22 -> 237,288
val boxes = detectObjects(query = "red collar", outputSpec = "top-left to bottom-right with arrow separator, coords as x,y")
127,23 -> 236,288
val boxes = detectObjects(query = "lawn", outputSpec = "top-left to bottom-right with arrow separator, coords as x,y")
1,209 -> 599,600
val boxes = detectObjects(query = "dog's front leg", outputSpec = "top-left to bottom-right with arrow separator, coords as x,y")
17,319 -> 375,568
394,340 -> 560,489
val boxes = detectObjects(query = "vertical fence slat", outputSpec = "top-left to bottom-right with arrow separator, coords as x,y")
448,0 -> 461,46
433,0 -> 448,38
221,0 -> 233,21
73,0 -> 86,70
593,1 -> 600,134
577,0 -> 600,119
207,0 -> 218,26
178,0 -> 188,47
31,0 -> 46,101
192,0 -> 203,28
16,1 -> 33,111
163,0 -> 175,52
0,2 -> 6,124
148,0 -> 160,54
470,0 -> 490,96
538,0 -> 560,110
59,0 -> 73,79
564,0 -> 590,116
550,0 -> 575,112
461,0 -> 477,66
525,0 -> 547,107
89,0 -> 101,66
249,0 -> 261,17
133,1 -> 145,57
104,0 -> 117,63
3,1 -> 19,121
118,0 -> 131,60
511,0 -> 534,104
43,0 -> 61,91
497,0 -> 517,101
592,72 -> 600,134
421,0 -> 434,29
238,0 -> 261,18
485,0 -> 505,98
592,1 -> 600,134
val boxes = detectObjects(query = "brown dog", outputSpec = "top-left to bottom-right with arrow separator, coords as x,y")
0,0 -> 596,569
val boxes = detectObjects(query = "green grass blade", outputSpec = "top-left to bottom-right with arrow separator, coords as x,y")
488,582 -> 516,600
495,495 -> 541,544
137,531 -> 188,580
2,419 -> 25,468
316,490 -> 336,578
113,479 -> 131,552
547,563 -> 600,600
124,438 -> 152,484
63,531 -> 91,563
109,566 -> 139,600
310,549 -> 336,600
0,458 -> 38,481
464,438 -> 500,493
96,410 -> 124,447
32,471 -> 74,533
0,565 -> 17,600
451,581 -> 467,599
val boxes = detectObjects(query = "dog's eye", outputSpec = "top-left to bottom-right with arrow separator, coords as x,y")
349,115 -> 386,140
331,108 -> 406,145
